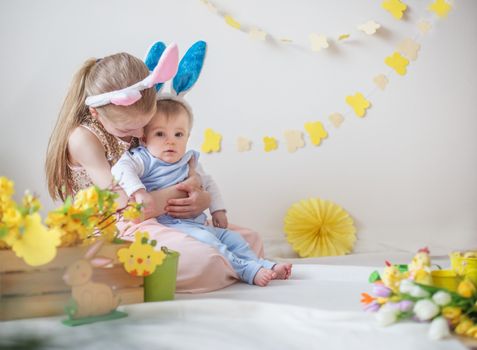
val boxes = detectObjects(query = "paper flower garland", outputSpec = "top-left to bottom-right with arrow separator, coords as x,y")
195,2 -> 451,155
284,198 -> 356,257
200,0 -> 383,52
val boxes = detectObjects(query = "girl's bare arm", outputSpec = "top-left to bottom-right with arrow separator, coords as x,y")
68,127 -> 129,208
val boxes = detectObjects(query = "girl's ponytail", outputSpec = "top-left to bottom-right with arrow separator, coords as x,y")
45,59 -> 96,201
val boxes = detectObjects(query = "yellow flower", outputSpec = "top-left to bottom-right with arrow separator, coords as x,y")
466,325 -> 477,339
22,191 -> 41,213
0,176 -> 14,199
442,306 -> 462,326
73,187 -> 99,211
2,207 -> 22,228
284,198 -> 356,257
457,279 -> 476,298
123,204 -> 142,221
7,213 -> 61,266
455,318 -> 473,335
97,215 -> 118,242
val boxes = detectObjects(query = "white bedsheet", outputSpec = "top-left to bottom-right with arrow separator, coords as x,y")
0,259 -> 466,350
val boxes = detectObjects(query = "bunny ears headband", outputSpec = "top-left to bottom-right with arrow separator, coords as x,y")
85,41 -> 207,108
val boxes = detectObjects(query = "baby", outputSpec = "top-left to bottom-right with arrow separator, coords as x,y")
112,98 -> 292,286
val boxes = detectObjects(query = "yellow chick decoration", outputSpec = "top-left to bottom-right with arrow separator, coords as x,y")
117,231 -> 166,277
382,261 -> 409,293
408,247 -> 433,285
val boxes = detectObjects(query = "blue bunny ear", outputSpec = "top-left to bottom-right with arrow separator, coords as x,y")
144,41 -> 167,91
173,41 -> 207,95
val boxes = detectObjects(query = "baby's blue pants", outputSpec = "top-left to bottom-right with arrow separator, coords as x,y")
167,222 -> 275,284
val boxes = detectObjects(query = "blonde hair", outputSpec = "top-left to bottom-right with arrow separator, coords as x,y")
46,53 -> 156,201
153,98 -> 193,131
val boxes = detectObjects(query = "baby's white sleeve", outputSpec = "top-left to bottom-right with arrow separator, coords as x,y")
111,152 -> 146,197
195,162 -> 226,214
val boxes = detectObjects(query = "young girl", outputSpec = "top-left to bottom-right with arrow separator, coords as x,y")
45,43 -> 266,292
112,98 -> 292,286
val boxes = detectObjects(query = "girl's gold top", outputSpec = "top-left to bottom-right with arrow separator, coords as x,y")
68,116 -> 138,194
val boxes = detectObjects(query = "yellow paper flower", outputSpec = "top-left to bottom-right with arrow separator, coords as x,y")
304,121 -> 328,146
346,92 -> 371,117
381,0 -> 407,20
224,15 -> 241,30
263,136 -> 278,152
428,0 -> 452,18
284,198 -> 356,257
385,52 -> 409,76
6,213 -> 61,266
201,128 -> 222,153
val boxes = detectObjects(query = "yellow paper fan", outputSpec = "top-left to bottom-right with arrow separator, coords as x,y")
284,198 -> 356,257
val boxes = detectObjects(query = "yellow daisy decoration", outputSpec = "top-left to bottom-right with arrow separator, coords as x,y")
284,198 -> 356,257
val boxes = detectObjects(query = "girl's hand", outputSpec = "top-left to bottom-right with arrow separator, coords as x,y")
166,181 -> 211,218
133,189 -> 156,222
211,210 -> 228,229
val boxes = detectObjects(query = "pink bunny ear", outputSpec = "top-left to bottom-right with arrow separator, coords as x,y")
146,43 -> 179,86
110,90 -> 142,106
84,240 -> 105,260
91,256 -> 113,268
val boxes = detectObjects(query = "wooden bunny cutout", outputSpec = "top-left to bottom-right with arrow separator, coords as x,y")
63,240 -> 122,321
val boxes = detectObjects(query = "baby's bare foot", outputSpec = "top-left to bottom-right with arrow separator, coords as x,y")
272,263 -> 293,280
253,268 -> 276,287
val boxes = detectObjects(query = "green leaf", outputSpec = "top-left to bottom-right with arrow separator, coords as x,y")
368,270 -> 381,283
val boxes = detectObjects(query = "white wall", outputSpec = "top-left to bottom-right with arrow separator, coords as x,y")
1,0 -> 475,256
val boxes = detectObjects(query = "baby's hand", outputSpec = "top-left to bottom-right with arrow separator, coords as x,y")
212,210 -> 228,229
133,189 -> 156,222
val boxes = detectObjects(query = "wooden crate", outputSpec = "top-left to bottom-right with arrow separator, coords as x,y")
0,243 -> 143,320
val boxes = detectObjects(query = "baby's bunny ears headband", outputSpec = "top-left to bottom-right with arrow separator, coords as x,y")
85,41 -> 207,109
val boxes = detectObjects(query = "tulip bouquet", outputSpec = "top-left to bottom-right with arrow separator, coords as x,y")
0,176 -> 142,266
361,248 -> 477,340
